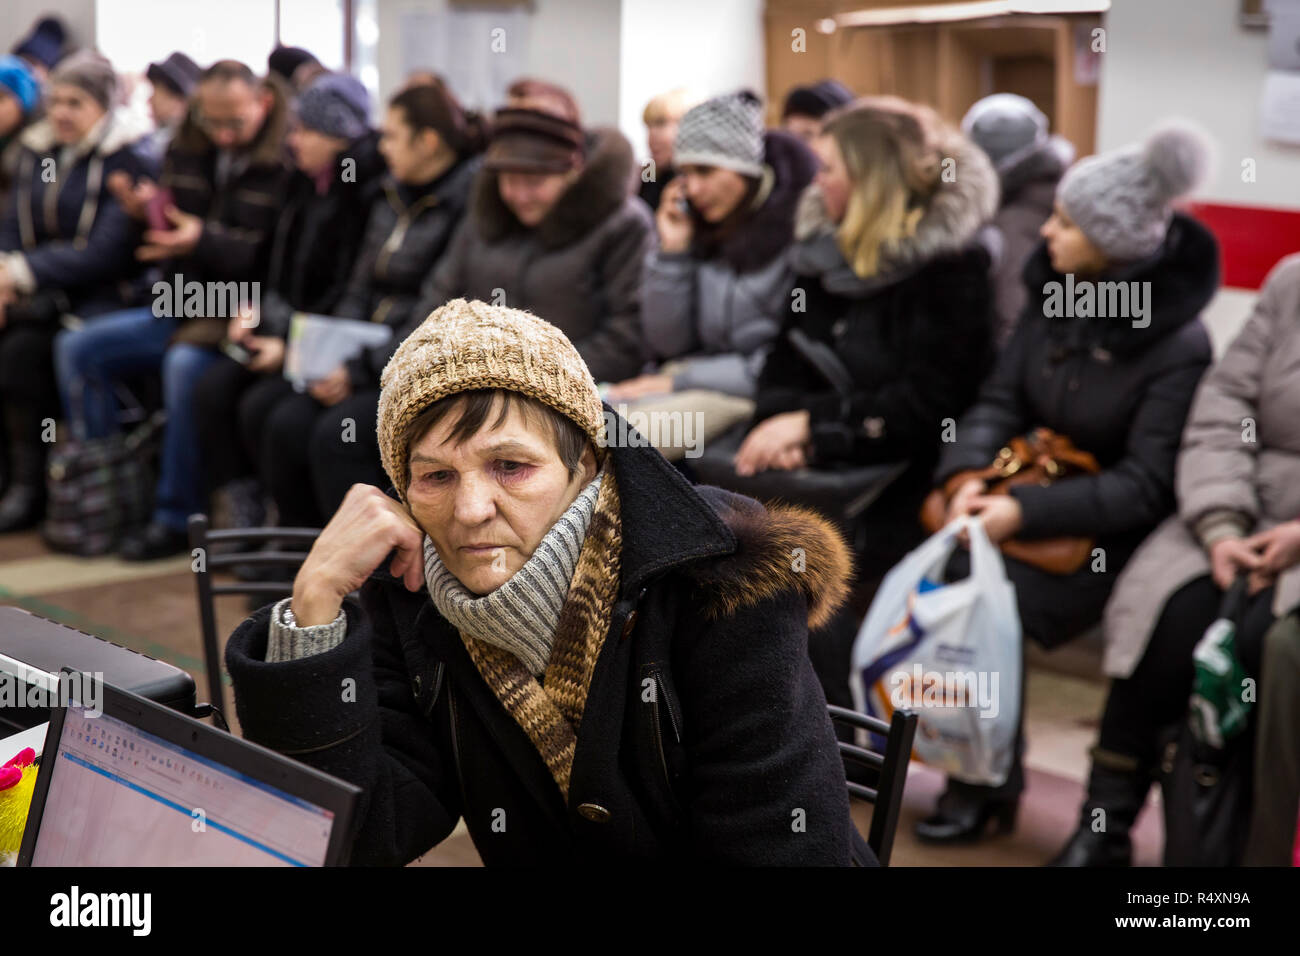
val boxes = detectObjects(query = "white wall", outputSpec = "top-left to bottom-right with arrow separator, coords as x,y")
0,0 -> 95,61
375,0 -> 621,123
1098,0 -> 1300,211
618,0 -> 766,162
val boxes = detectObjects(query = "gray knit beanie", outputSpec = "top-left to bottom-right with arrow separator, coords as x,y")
962,93 -> 1047,169
50,50 -> 117,112
673,90 -> 765,177
1058,123 -> 1211,262
296,73 -> 371,141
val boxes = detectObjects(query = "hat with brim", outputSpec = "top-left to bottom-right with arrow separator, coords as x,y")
484,107 -> 585,173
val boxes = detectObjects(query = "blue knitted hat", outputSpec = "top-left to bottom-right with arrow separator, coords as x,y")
0,55 -> 40,116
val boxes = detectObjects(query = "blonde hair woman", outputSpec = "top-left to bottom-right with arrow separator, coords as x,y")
732,95 -> 999,728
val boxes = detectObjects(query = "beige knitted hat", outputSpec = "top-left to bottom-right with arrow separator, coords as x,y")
376,298 -> 607,502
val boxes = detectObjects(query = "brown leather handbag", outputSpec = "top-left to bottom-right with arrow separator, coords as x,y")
920,427 -> 1101,575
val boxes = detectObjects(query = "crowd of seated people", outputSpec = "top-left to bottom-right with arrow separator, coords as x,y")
0,13 -> 1295,865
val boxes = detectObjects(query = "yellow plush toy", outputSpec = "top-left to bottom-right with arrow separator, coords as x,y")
0,747 -> 38,866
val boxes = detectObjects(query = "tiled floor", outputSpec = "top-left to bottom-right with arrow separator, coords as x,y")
0,529 -> 1165,867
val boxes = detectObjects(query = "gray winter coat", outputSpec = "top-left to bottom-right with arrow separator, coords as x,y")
639,130 -> 816,399
1103,254 -> 1300,678
416,128 -> 653,384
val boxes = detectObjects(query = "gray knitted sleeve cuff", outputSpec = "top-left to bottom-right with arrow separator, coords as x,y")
265,597 -> 348,663
1194,510 -> 1251,551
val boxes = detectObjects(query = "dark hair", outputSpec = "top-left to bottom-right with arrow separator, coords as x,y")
689,173 -> 763,260
403,389 -> 589,478
199,60 -> 257,87
388,77 -> 488,156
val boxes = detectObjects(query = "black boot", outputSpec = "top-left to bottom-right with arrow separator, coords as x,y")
0,410 -> 47,532
915,785 -> 1019,844
1048,747 -> 1151,866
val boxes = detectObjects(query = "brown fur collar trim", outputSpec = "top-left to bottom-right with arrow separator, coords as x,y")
686,490 -> 852,632
472,126 -> 635,249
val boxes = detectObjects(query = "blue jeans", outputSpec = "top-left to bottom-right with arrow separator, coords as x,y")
55,308 -> 222,531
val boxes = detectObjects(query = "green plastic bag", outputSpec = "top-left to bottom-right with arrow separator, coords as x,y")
1188,576 -> 1254,749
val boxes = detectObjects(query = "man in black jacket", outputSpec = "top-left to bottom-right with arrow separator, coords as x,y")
226,298 -> 874,866
53,60 -> 291,559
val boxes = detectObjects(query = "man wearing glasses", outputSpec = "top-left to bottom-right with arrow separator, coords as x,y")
54,59 -> 292,560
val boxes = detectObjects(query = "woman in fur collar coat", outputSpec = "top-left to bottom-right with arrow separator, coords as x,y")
729,95 -> 998,735
414,81 -> 653,385
225,299 -> 874,866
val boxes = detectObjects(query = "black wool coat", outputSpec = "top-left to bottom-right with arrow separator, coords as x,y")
225,432 -> 875,866
254,130 -> 388,339
936,211 -> 1220,562
334,155 -> 481,390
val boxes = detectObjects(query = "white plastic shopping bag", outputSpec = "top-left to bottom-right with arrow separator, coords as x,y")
849,517 -> 1021,787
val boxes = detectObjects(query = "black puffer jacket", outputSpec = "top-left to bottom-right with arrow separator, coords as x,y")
936,212 -> 1220,559
334,155 -> 481,389
255,130 -> 388,338
225,428 -> 873,866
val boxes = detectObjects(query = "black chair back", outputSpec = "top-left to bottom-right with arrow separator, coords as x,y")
828,704 -> 918,866
187,514 -> 320,711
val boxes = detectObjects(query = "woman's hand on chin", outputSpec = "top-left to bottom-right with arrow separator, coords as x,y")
292,484 -> 425,626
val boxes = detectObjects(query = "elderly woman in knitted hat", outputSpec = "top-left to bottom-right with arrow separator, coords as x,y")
607,90 -> 816,461
225,298 -> 871,866
914,125 -> 1221,845
0,50 -> 154,531
413,79 -> 653,385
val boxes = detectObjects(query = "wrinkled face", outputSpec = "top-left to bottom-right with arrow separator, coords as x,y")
195,77 -> 270,149
813,133 -> 850,224
148,83 -> 187,128
498,169 -> 575,227
1041,201 -> 1109,276
783,113 -> 821,145
48,83 -> 106,145
646,118 -> 678,169
680,163 -> 749,223
0,92 -> 23,138
289,124 -> 346,177
406,397 -> 596,596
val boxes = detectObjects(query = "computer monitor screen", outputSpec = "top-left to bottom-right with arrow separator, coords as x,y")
31,703 -> 338,866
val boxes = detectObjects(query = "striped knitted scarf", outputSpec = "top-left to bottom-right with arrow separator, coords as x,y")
424,463 -> 622,799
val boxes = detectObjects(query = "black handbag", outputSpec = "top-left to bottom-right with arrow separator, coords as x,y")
693,327 -> 907,529
1158,576 -> 1255,867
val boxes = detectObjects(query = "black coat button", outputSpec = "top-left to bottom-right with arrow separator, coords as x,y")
412,674 -> 422,697
620,610 -> 638,640
577,803 -> 611,823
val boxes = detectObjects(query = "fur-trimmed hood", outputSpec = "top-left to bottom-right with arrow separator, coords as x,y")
19,106 -> 153,159
472,126 -> 636,250
792,121 -> 999,286
691,129 -> 817,275
687,485 -> 851,631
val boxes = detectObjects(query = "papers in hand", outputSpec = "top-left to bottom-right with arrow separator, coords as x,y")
283,312 -> 393,388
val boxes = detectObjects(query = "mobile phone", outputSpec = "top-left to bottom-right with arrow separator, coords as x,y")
221,340 -> 252,365
146,187 -> 177,231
